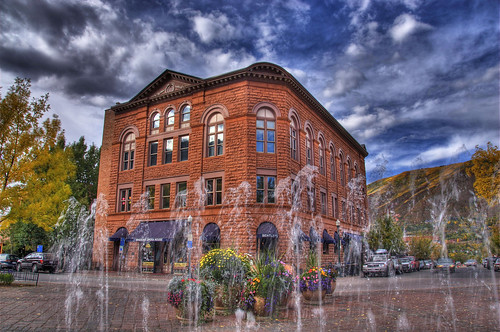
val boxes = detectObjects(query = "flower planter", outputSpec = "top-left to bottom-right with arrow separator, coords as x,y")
302,288 -> 327,302
253,296 -> 267,316
326,280 -> 336,296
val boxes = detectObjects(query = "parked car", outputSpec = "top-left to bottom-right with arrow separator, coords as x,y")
464,259 -> 477,267
405,256 -> 419,271
494,258 -> 500,272
423,260 -> 433,269
0,254 -> 19,270
17,252 -> 58,273
434,258 -> 456,273
392,257 -> 403,275
399,257 -> 412,273
362,249 -> 395,277
483,257 -> 496,270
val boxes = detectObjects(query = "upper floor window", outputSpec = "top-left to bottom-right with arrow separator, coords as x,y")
307,183 -> 315,212
181,105 -> 190,128
151,112 -> 160,134
163,138 -> 173,164
332,195 -> 338,218
179,135 -> 189,161
207,113 -> 224,157
176,182 -> 187,208
148,141 -> 158,166
206,178 -> 223,206
339,153 -> 345,186
165,109 -> 175,131
290,116 -> 298,160
256,108 -> 275,153
318,138 -> 325,175
347,159 -> 353,183
146,185 -> 155,210
306,127 -> 313,166
119,188 -> 132,212
161,183 -> 170,209
122,133 -> 136,171
330,147 -> 336,181
320,191 -> 327,215
256,176 -> 275,204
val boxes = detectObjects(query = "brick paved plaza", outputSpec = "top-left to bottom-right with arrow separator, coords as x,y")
1,270 -> 499,331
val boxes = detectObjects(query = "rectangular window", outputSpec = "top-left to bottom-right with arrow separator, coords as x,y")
256,176 -> 275,204
149,141 -> 158,166
267,122 -> 275,153
161,184 -> 170,209
119,188 -> 132,212
342,201 -> 347,221
333,196 -> 338,218
206,178 -> 223,206
307,185 -> 315,212
163,138 -> 173,164
321,191 -> 327,215
256,128 -> 265,153
176,182 -> 187,208
179,135 -> 189,161
123,151 -> 129,170
323,243 -> 329,254
146,185 -> 155,210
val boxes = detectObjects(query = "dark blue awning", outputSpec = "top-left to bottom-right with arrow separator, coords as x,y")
323,229 -> 336,244
309,227 -> 321,243
127,222 -> 180,242
257,222 -> 279,239
202,223 -> 220,242
109,227 -> 128,241
293,224 -> 310,242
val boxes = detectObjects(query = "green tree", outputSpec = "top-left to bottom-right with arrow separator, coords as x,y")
366,215 -> 406,255
67,137 -> 100,207
1,221 -> 49,256
0,78 -> 49,224
408,236 -> 434,260
467,142 -> 500,206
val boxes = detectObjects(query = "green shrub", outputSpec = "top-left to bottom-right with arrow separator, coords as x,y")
0,273 -> 14,285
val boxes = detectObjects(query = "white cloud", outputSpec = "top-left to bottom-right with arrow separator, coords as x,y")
203,49 -> 256,76
323,68 -> 365,97
338,105 -> 397,141
390,14 -> 432,43
192,12 -> 241,44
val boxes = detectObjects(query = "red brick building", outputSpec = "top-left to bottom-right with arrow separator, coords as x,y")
92,62 -> 369,273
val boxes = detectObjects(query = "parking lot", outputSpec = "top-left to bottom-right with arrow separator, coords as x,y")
1,267 -> 499,331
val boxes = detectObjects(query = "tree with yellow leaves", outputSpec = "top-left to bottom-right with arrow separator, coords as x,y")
467,142 -> 500,206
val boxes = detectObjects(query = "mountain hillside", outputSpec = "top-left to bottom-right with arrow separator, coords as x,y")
367,161 -> 490,230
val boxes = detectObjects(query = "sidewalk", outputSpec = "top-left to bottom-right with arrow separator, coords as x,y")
0,272 -> 498,331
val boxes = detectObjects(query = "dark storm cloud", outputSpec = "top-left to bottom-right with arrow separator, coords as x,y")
0,0 -> 497,180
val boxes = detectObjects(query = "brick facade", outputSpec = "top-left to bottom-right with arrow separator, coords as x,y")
92,63 -> 369,273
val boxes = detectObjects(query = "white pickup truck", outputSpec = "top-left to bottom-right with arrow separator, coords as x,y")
362,249 -> 395,277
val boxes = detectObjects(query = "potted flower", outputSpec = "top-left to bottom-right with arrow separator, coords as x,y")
167,276 -> 215,324
199,248 -> 251,312
299,267 -> 332,302
250,255 -> 295,316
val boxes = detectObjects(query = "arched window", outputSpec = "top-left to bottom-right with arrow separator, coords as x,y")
202,223 -> 220,253
347,158 -> 353,183
165,109 -> 175,131
306,127 -> 313,165
122,132 -> 136,171
181,105 -> 190,127
330,146 -> 336,181
339,152 -> 345,186
318,136 -> 325,175
150,112 -> 160,134
290,116 -> 298,160
256,108 -> 275,153
207,113 -> 224,157
256,222 -> 278,257
354,163 -> 360,178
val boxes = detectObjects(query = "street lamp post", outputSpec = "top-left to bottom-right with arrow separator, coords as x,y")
336,219 -> 341,268
187,215 -> 193,278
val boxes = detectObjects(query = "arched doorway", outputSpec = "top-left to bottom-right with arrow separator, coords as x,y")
256,222 -> 278,258
201,223 -> 220,253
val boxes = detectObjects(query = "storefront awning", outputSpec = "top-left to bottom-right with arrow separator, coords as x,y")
257,222 -> 279,239
309,227 -> 322,243
293,224 -> 310,242
127,222 -> 179,242
109,227 -> 128,241
201,223 -> 220,242
322,229 -> 336,244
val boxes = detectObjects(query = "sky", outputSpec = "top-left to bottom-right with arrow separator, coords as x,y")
0,0 -> 498,183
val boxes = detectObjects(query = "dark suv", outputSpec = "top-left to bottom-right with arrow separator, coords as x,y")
0,254 -> 20,270
17,253 -> 58,273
